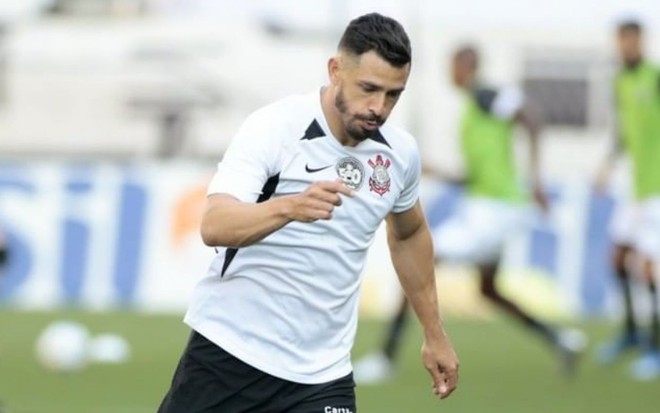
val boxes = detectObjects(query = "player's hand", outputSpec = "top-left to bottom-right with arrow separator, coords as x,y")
593,168 -> 610,195
532,185 -> 550,213
286,180 -> 353,222
421,334 -> 459,400
444,174 -> 468,187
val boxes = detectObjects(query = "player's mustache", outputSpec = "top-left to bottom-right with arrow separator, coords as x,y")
355,114 -> 384,125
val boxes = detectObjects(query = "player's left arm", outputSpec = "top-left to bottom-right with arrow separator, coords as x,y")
514,98 -> 549,211
421,162 -> 467,187
386,203 -> 459,399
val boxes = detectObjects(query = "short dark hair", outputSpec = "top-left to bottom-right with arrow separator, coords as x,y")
338,13 -> 411,67
618,19 -> 642,35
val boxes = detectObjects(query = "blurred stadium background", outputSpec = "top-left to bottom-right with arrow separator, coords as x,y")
1,0 -> 659,412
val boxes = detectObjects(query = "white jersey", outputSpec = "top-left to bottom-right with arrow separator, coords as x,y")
185,90 -> 421,384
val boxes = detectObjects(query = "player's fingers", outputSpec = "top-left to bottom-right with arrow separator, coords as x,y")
298,206 -> 332,222
439,369 -> 458,399
425,363 -> 446,397
308,188 -> 343,206
305,198 -> 333,210
304,200 -> 335,217
316,180 -> 354,197
438,362 -> 459,399
307,209 -> 332,222
333,180 -> 355,197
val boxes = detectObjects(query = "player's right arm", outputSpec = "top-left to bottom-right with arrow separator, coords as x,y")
514,99 -> 549,212
201,181 -> 352,248
483,85 -> 548,210
594,85 -> 624,194
594,133 -> 624,194
200,107 -> 352,248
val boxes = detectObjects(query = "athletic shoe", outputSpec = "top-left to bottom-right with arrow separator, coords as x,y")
595,333 -> 643,365
353,353 -> 393,385
556,328 -> 588,377
630,350 -> 660,381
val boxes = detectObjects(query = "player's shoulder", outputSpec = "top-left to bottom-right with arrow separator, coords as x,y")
647,61 -> 660,83
471,84 -> 517,105
472,84 -> 524,118
641,60 -> 660,73
472,84 -> 499,96
239,93 -> 318,144
615,61 -> 660,76
246,93 -> 316,124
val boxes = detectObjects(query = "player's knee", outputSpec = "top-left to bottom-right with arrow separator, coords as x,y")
641,259 -> 656,285
479,280 -> 498,299
613,259 -> 627,277
612,246 -> 630,276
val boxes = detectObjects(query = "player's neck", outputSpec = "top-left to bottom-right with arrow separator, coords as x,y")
623,57 -> 643,70
320,86 -> 360,147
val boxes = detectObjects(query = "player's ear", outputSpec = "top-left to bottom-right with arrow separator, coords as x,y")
328,56 -> 341,85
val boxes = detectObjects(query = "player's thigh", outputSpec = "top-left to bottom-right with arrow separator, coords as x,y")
158,331 -> 277,413
286,374 -> 356,413
635,198 -> 660,260
432,218 -> 485,262
432,200 -> 513,263
609,201 -> 638,247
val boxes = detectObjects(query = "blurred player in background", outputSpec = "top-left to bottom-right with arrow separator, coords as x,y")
0,228 -> 8,275
158,13 -> 459,413
594,20 -> 660,381
0,227 -> 6,411
354,45 -> 586,384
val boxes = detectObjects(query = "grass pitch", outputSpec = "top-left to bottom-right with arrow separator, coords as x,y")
0,310 -> 658,413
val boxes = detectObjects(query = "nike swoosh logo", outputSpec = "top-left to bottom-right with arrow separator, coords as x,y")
305,164 -> 333,173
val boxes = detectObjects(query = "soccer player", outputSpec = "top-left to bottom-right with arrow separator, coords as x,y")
158,13 -> 459,413
0,229 -> 7,274
594,20 -> 660,381
354,45 -> 586,384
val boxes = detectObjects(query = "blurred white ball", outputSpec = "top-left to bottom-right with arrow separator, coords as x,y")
88,334 -> 131,364
35,321 -> 91,372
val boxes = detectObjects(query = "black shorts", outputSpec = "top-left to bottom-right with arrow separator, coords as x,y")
158,330 -> 356,413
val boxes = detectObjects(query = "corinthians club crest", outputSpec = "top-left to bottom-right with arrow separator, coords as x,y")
368,155 -> 391,196
336,156 -> 364,190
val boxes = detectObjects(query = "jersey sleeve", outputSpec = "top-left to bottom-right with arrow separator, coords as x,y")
207,110 -> 280,203
491,86 -> 525,120
475,86 -> 524,121
392,140 -> 421,213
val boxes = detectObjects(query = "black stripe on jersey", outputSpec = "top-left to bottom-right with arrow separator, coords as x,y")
370,130 -> 391,148
256,173 -> 281,203
473,87 -> 498,114
220,248 -> 238,277
221,173 -> 281,277
300,119 -> 326,140
301,117 -> 391,148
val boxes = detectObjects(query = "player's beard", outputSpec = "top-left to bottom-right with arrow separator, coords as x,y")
335,88 -> 384,142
